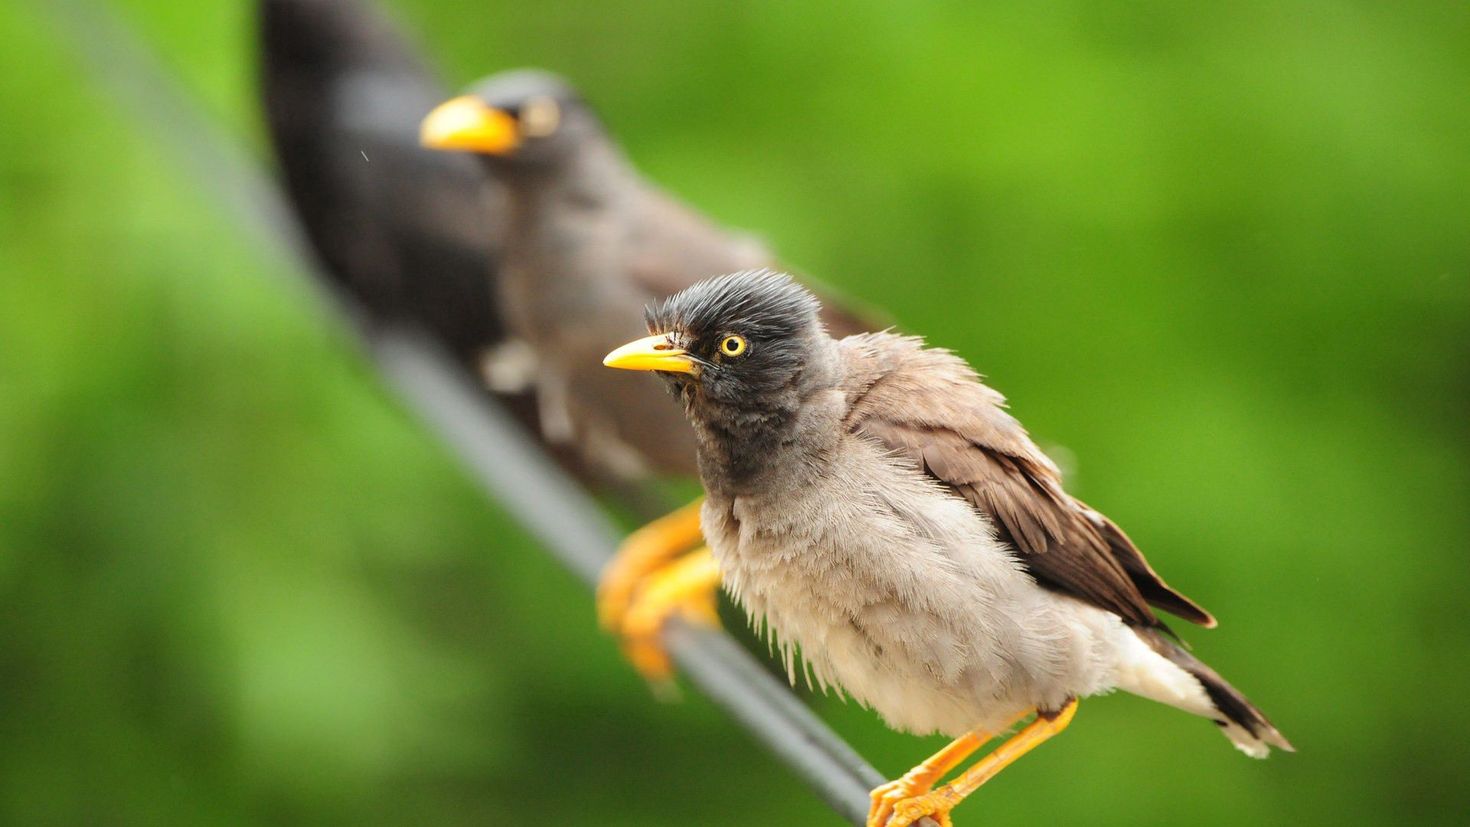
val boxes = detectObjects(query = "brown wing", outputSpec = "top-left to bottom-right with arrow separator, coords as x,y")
844,334 -> 1215,629
624,188 -> 878,338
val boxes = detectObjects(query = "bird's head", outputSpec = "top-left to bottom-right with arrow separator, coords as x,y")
604,270 -> 827,412
419,69 -> 595,168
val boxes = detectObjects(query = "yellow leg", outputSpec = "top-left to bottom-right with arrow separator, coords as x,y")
597,497 -> 706,632
619,548 -> 721,687
886,700 -> 1079,827
867,710 -> 1030,827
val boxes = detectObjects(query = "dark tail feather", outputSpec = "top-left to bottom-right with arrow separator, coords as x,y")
1083,509 -> 1217,628
1136,627 -> 1294,757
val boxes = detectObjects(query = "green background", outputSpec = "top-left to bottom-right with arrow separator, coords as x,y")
3,1 -> 1467,824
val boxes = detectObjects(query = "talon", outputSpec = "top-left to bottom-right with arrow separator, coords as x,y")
596,565 -> 640,633
867,777 -> 921,827
596,498 -> 706,632
869,777 -> 955,827
867,714 -> 1030,827
889,791 -> 958,827
608,547 -> 722,686
876,704 -> 1076,826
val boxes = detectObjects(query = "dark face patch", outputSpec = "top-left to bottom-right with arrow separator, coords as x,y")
646,270 -> 823,407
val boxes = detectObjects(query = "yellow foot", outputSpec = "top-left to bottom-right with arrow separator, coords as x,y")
868,708 -> 1049,827
612,547 -> 722,689
597,498 -> 705,633
880,701 -> 1079,827
887,790 -> 959,827
869,777 -> 949,827
868,729 -> 991,827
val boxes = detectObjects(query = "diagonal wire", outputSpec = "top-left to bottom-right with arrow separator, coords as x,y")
33,1 -> 921,823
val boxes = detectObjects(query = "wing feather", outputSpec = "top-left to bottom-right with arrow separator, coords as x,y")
844,334 -> 1214,628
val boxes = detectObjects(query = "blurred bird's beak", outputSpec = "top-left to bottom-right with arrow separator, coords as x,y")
603,334 -> 695,374
420,96 -> 519,154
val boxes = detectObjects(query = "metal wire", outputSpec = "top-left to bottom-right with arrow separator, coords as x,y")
35,1 -> 919,823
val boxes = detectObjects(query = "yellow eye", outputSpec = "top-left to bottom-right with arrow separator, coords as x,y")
719,335 -> 747,357
520,95 -> 560,137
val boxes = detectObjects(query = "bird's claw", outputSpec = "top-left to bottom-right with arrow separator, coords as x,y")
600,547 -> 722,689
596,498 -> 706,633
888,793 -> 956,827
867,778 -> 911,827
619,580 -> 718,693
869,778 -> 954,827
595,562 -> 640,634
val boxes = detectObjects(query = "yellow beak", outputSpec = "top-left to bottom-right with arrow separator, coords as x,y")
603,334 -> 696,374
420,96 -> 520,154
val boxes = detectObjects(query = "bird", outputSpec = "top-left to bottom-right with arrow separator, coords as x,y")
603,270 -> 1292,827
259,0 -> 509,368
258,0 -> 623,483
418,73 -> 874,680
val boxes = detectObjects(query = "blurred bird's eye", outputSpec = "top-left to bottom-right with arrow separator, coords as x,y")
521,96 -> 561,137
719,335 -> 747,357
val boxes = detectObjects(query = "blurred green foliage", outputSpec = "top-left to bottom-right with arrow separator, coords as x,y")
2,0 -> 1467,824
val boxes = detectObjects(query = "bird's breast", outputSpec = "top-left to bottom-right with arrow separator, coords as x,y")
699,437 -> 1086,735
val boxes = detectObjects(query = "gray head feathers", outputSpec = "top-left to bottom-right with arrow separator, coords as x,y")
646,269 -> 822,345
466,68 -> 584,111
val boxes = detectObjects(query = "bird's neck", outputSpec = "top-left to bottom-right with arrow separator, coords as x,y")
493,143 -> 645,339
501,139 -> 635,209
689,340 -> 844,497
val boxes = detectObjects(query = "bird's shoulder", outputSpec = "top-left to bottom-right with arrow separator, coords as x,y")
835,331 -> 1215,629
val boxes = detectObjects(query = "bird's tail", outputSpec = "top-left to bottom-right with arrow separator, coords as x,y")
1133,627 -> 1294,758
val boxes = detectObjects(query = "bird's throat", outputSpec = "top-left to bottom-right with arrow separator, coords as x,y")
687,358 -> 843,497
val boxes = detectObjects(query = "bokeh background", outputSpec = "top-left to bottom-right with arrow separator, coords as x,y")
3,0 -> 1467,824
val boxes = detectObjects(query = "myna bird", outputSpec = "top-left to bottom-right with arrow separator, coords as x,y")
260,0 -> 623,488
419,72 -> 873,680
605,271 -> 1292,826
259,0 -> 509,368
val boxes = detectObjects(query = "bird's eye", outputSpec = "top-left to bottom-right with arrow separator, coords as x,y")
719,335 -> 748,358
520,96 -> 561,137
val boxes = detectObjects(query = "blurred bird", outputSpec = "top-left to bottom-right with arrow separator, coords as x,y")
605,271 -> 1292,827
259,0 -> 618,483
259,0 -> 508,367
419,72 -> 874,680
